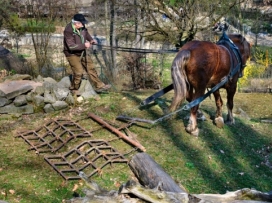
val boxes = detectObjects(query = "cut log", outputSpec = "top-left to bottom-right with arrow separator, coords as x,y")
119,179 -> 189,203
129,152 -> 186,193
192,188 -> 272,202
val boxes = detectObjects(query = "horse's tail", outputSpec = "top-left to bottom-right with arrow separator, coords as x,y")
169,50 -> 190,111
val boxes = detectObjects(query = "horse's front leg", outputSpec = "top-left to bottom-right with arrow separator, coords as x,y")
213,90 -> 225,128
225,86 -> 236,125
185,105 -> 199,136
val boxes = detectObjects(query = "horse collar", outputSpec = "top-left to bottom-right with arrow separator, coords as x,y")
216,33 -> 243,78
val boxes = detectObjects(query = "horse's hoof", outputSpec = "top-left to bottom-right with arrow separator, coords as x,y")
214,117 -> 224,128
225,119 -> 235,125
191,128 -> 199,136
185,125 -> 199,136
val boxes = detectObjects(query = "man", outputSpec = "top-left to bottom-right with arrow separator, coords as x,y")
63,13 -> 111,93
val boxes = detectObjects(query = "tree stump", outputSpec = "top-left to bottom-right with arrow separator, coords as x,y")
129,152 -> 186,193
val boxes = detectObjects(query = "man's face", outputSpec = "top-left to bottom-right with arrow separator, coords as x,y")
74,21 -> 83,29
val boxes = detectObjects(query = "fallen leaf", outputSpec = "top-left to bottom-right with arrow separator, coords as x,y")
72,184 -> 79,192
9,189 -> 15,194
114,181 -> 121,187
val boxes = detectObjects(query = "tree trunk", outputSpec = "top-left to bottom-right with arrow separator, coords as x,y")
129,152 -> 186,193
109,0 -> 117,78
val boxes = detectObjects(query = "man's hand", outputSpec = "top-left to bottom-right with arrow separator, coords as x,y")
85,41 -> 91,48
90,39 -> 97,45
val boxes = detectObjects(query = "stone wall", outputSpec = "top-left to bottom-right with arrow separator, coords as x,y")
0,74 -> 98,115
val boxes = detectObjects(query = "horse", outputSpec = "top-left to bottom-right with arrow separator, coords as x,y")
169,33 -> 251,136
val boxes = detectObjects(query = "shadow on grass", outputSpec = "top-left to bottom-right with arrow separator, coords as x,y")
121,91 -> 272,194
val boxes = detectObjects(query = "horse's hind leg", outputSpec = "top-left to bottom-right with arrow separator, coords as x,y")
185,105 -> 200,136
225,87 -> 236,125
213,90 -> 225,128
185,88 -> 202,136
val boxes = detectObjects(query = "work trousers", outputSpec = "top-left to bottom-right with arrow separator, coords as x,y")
66,54 -> 105,90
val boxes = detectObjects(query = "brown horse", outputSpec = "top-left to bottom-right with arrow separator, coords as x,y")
169,33 -> 251,136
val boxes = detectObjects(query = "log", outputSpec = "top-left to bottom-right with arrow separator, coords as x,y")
129,152 -> 186,193
88,112 -> 146,152
192,188 -> 272,202
119,180 -> 189,203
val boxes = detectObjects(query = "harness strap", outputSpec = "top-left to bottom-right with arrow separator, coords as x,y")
217,32 -> 243,79
117,76 -> 229,125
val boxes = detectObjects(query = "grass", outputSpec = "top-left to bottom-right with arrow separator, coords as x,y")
0,89 -> 272,203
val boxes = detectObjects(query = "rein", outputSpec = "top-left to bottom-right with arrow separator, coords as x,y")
94,44 -> 178,54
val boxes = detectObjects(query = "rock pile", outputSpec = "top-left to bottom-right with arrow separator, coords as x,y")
0,74 -> 98,114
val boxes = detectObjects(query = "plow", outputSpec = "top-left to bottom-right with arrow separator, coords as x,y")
117,75 -> 230,125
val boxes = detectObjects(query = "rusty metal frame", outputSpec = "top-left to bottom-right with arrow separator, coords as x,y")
16,119 -> 93,153
44,140 -> 128,180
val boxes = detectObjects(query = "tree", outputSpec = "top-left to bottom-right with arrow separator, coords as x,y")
131,0 -> 247,48
99,0 -> 246,49
0,0 -> 76,76
20,0 -> 74,76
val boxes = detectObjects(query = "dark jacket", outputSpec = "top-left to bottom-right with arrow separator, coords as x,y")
63,22 -> 93,57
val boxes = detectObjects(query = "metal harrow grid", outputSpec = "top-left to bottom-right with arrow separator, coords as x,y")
16,119 -> 93,153
44,140 -> 128,180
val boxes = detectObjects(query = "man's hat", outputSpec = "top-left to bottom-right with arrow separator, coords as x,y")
73,14 -> 88,24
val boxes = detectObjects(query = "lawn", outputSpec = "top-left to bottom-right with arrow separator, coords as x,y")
0,89 -> 272,203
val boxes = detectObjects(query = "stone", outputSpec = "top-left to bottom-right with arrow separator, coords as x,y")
77,96 -> 84,103
0,80 -> 42,99
34,85 -> 45,96
43,77 -> 57,84
65,93 -> 75,105
0,97 -> 11,107
77,79 -> 88,95
3,74 -> 32,81
44,91 -> 57,104
82,80 -> 97,99
0,89 -> 5,97
52,101 -> 68,111
57,76 -> 71,89
44,103 -> 55,113
53,86 -> 70,101
14,95 -> 27,107
43,81 -> 56,92
26,91 -> 33,102
0,103 -> 34,114
33,95 -> 45,107
35,75 -> 44,82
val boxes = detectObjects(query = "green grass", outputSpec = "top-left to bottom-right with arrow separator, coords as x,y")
1,91 -> 272,202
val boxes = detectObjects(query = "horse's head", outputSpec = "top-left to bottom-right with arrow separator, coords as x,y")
228,34 -> 251,67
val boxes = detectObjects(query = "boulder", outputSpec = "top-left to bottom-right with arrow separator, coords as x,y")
0,103 -> 34,114
14,95 -> 27,107
0,80 -> 42,99
52,101 -> 68,111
